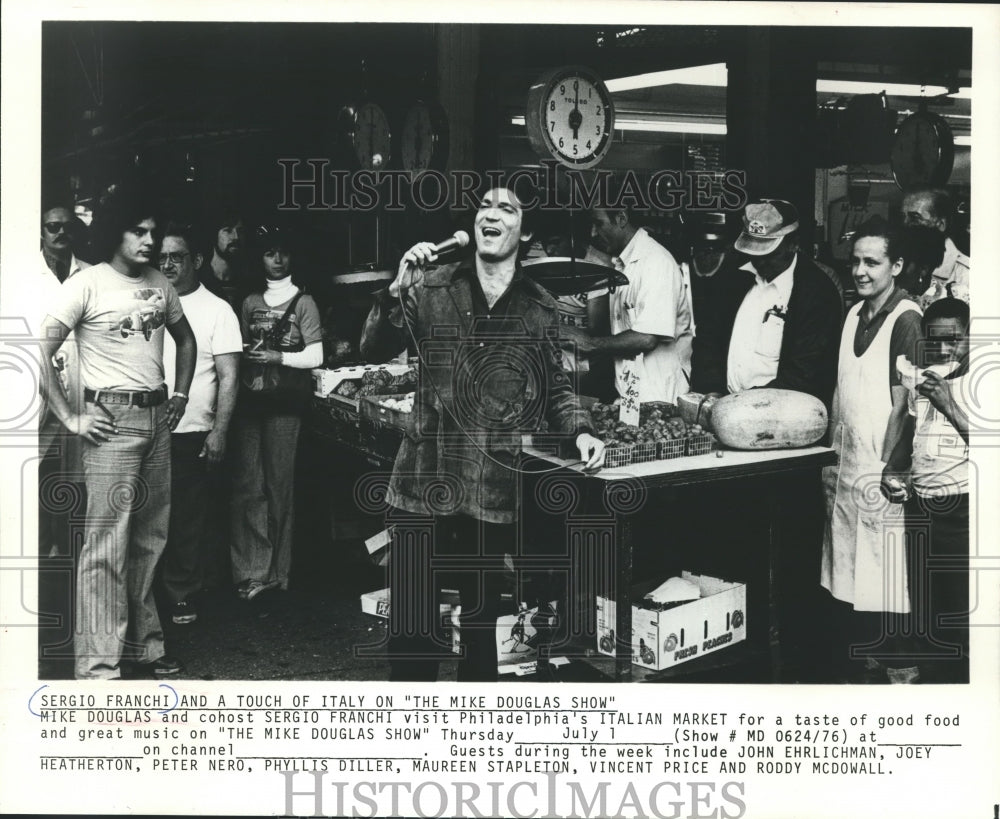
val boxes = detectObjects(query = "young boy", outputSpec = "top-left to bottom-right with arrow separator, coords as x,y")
883,297 -> 971,683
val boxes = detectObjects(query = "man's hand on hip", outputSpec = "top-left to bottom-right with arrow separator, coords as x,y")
69,411 -> 118,445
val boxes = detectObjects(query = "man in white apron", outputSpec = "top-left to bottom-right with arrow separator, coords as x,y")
821,217 -> 922,683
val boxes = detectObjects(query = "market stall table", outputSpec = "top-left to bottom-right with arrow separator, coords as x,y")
520,444 -> 838,682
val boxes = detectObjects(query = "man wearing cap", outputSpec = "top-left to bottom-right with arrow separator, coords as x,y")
691,198 -> 843,408
901,187 -> 970,308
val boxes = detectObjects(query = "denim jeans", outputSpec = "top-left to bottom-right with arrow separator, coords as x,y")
160,431 -> 210,604
230,411 -> 301,589
75,401 -> 171,679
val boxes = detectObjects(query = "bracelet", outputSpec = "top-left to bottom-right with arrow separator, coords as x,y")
173,392 -> 189,401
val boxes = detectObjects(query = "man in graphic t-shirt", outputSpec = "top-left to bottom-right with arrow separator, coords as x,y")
40,192 -> 197,680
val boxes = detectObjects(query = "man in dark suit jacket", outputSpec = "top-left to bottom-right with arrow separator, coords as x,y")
690,199 -> 843,408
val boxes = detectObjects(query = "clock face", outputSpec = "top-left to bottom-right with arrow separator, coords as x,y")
527,67 -> 615,169
353,102 -> 392,170
401,102 -> 447,173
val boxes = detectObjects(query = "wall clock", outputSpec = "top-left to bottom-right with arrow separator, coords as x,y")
401,101 -> 449,173
348,102 -> 392,171
526,66 -> 615,169
890,108 -> 954,189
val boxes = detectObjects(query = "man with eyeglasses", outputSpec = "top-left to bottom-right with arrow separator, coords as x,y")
41,205 -> 89,284
36,204 -> 92,558
157,222 -> 242,626
39,191 -> 197,679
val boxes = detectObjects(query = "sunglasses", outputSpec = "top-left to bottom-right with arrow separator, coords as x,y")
44,221 -> 74,234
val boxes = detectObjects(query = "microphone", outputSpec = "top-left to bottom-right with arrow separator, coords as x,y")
431,230 -> 470,256
392,230 -> 472,295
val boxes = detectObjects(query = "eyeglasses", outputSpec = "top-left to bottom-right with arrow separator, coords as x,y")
158,252 -> 190,267
44,222 -> 73,234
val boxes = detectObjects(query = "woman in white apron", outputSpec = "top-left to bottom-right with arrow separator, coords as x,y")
821,219 -> 922,681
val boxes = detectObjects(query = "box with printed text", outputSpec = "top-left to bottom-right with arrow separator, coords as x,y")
596,572 -> 747,671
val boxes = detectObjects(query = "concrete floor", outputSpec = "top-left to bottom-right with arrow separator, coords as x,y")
36,538 -> 616,683
38,539 -> 402,682
36,552 -> 778,684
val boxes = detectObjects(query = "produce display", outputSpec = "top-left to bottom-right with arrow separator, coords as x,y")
333,379 -> 361,398
710,388 -> 827,450
591,402 -> 704,444
359,368 -> 418,396
378,393 -> 414,413
333,369 -> 418,398
589,401 -> 713,466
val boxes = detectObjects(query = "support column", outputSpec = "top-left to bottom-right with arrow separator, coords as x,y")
727,28 -> 818,231
436,24 -> 480,176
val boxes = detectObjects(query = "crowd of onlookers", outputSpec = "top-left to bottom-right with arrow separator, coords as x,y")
37,192 -> 322,679
33,180 -> 971,683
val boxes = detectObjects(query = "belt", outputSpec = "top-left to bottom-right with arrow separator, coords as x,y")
84,386 -> 168,408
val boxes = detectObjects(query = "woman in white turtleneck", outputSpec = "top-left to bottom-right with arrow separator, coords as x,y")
230,228 -> 323,602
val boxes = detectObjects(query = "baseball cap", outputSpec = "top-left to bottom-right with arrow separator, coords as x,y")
734,199 -> 799,256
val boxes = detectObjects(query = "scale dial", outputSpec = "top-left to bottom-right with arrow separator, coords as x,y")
526,66 -> 615,169
401,102 -> 449,173
351,102 -> 392,171
890,109 -> 955,189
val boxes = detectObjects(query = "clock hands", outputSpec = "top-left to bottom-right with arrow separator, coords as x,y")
569,84 -> 582,140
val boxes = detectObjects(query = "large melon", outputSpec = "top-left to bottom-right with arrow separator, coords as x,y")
711,389 -> 827,450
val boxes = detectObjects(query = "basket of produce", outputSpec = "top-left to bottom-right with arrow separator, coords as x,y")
591,401 -> 713,466
603,444 -> 635,469
630,441 -> 659,465
685,431 -> 715,457
658,437 -> 686,460
313,364 -> 415,409
359,392 -> 416,433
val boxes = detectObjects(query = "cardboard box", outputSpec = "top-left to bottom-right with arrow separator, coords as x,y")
496,605 -> 543,676
312,364 -> 413,401
364,528 -> 392,568
361,588 -> 460,654
360,590 -> 567,674
596,572 -> 747,671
